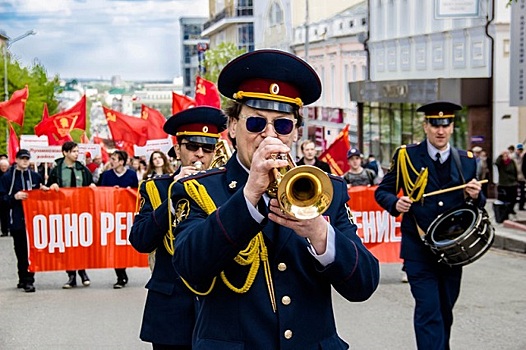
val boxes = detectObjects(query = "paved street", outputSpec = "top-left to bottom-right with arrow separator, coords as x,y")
1,236 -> 525,349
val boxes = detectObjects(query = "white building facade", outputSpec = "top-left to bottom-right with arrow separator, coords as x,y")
349,0 -> 519,172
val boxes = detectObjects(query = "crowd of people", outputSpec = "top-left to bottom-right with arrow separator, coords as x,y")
0,49 -> 521,350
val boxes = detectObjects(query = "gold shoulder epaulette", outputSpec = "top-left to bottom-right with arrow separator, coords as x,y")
467,151 -> 474,158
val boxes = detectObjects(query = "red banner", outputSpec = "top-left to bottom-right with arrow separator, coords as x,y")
22,187 -> 148,272
21,186 -> 400,271
347,186 -> 402,263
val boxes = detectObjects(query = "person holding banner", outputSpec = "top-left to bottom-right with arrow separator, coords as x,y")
0,149 -> 49,292
100,150 -> 139,289
46,141 -> 96,289
130,106 -> 227,349
170,49 -> 379,349
0,158 -> 11,237
375,101 -> 484,350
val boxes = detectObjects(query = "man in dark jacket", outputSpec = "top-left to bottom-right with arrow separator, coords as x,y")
375,101 -> 485,350
130,106 -> 227,349
46,141 -> 96,289
171,49 -> 379,349
296,139 -> 331,173
0,149 -> 49,292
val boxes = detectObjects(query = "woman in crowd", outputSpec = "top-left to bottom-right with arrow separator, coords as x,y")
143,151 -> 173,180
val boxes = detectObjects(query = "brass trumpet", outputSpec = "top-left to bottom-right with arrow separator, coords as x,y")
267,153 -> 333,220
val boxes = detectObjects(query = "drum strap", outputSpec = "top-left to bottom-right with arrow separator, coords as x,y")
450,147 -> 466,185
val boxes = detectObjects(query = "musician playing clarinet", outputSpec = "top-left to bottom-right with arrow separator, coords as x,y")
170,49 -> 379,349
375,101 -> 485,350
130,106 -> 227,349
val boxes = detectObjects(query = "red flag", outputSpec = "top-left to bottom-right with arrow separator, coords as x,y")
195,76 -> 221,108
34,114 -> 74,146
141,105 -> 168,140
103,106 -> 149,146
93,136 -> 110,163
318,124 -> 351,176
0,86 -> 28,126
80,132 -> 90,144
54,95 -> 87,131
8,122 -> 20,163
172,91 -> 196,114
114,140 -> 135,158
42,103 -> 49,119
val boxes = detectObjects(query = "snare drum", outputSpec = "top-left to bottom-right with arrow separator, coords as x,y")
423,203 -> 495,266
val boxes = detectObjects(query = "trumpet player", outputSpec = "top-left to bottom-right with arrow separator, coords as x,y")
375,101 -> 485,350
170,49 -> 379,349
130,106 -> 227,349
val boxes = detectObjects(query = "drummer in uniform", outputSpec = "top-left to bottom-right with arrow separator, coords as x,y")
375,101 -> 485,350
129,106 -> 227,349
171,49 -> 379,349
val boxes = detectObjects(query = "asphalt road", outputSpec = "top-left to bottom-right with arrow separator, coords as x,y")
0,236 -> 525,349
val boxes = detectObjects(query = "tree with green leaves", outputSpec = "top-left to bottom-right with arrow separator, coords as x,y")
201,42 -> 246,106
0,55 -> 61,152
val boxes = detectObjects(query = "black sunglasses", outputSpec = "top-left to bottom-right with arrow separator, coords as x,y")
241,115 -> 296,135
181,142 -> 215,154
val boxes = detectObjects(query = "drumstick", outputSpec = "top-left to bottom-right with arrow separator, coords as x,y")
422,179 -> 488,198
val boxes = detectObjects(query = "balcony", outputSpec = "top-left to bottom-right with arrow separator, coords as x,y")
203,6 -> 253,31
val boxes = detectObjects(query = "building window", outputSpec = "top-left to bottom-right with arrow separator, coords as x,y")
237,0 -> 253,16
362,102 -> 467,167
268,2 -> 283,26
238,23 -> 254,52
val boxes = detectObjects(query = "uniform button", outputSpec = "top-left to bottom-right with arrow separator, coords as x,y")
281,296 -> 291,305
438,201 -> 444,207
278,263 -> 287,271
284,329 -> 293,339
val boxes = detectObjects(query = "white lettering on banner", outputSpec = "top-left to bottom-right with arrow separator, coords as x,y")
100,212 -> 134,246
31,213 -> 94,253
352,211 -> 401,243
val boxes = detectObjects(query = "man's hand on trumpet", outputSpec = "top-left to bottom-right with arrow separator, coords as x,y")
173,162 -> 203,182
243,137 -> 290,207
268,198 -> 329,254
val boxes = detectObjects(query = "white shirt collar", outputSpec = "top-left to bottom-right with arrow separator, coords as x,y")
426,139 -> 450,163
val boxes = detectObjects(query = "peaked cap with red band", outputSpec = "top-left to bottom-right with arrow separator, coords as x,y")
163,106 -> 227,145
417,101 -> 462,127
218,49 -> 322,113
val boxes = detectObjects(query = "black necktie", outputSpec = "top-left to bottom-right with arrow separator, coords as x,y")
70,168 -> 77,187
435,152 -> 441,164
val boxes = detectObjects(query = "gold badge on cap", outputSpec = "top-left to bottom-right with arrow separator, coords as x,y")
270,83 -> 280,95
202,126 -> 209,133
174,199 -> 190,226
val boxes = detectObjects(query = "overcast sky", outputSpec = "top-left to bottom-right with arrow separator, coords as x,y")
0,0 -> 208,81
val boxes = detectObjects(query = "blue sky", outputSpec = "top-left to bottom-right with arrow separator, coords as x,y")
0,0 -> 208,81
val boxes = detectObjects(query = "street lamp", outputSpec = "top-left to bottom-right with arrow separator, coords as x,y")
2,30 -> 36,154
3,30 -> 36,101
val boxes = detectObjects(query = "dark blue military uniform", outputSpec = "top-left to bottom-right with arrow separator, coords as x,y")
130,171 -> 197,348
130,105 -> 226,349
171,154 -> 379,350
375,141 -> 485,349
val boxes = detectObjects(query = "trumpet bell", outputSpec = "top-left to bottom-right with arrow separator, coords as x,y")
277,165 -> 333,220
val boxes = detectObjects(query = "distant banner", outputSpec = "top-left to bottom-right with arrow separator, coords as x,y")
348,186 -> 402,263
22,186 -> 401,272
22,187 -> 148,272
